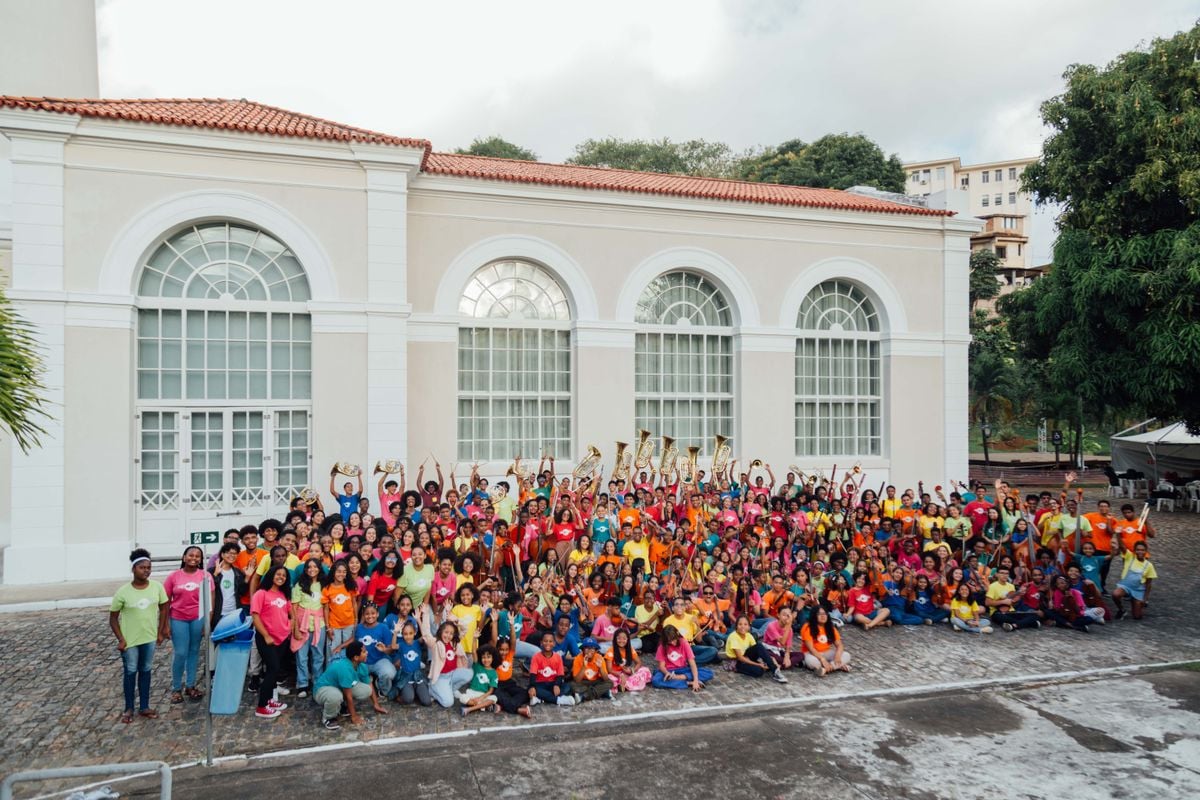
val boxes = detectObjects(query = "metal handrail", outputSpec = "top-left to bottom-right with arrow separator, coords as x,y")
1,761 -> 171,800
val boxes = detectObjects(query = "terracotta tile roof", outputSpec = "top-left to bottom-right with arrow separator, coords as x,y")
0,96 -> 431,150
423,152 -> 952,217
0,96 -> 949,217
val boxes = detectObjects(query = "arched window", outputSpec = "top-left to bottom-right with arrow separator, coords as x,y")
794,280 -> 881,457
634,271 -> 733,454
457,260 -> 572,461
134,222 -> 312,533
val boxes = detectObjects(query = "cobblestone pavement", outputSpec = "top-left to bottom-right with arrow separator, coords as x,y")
3,492 -> 1198,777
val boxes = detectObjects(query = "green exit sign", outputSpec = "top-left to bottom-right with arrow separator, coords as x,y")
190,531 -> 220,545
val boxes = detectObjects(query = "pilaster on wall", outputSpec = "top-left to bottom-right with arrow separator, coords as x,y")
364,168 -> 410,471
5,132 -> 68,584
943,228 -> 973,483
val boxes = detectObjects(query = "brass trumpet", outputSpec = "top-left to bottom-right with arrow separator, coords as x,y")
374,459 -> 403,474
658,435 -> 678,475
749,459 -> 764,470
612,441 -> 630,481
573,445 -> 603,481
333,462 -> 361,477
712,433 -> 732,474
633,429 -> 655,470
678,446 -> 701,487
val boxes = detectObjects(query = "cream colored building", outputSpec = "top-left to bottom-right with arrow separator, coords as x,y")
903,156 -> 1036,271
0,3 -> 978,586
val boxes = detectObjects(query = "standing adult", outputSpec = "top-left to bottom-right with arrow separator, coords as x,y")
163,545 -> 213,704
109,549 -> 168,723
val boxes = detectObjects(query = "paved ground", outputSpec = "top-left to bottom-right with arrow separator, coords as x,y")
1,491 -> 1197,784
66,668 -> 1200,800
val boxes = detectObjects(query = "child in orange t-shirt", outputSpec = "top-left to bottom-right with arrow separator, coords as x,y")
570,638 -> 612,702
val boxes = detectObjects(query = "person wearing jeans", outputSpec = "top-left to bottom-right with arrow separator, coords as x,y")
313,642 -> 388,731
163,546 -> 212,703
419,604 -> 475,708
109,548 -> 168,723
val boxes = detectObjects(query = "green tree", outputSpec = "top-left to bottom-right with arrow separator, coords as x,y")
737,133 -> 906,192
1009,23 -> 1200,431
969,249 -> 1002,309
0,282 -> 50,452
566,137 -> 736,177
455,136 -> 538,161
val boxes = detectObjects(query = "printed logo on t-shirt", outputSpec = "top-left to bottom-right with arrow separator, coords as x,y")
539,665 -> 555,678
403,650 -> 419,663
180,581 -> 200,592
361,635 -> 378,647
332,594 -> 350,606
133,597 -> 153,610
584,667 -> 598,680
271,597 -> 287,609
383,583 -> 395,593
667,651 -> 683,664
817,634 -> 828,645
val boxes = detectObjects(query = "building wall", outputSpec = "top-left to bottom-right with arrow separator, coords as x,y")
0,114 -> 975,583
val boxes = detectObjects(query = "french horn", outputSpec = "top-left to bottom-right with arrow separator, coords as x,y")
374,459 -> 403,474
749,459 -> 765,470
298,487 -> 318,505
333,462 -> 361,477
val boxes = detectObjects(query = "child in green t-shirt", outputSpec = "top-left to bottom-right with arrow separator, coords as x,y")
456,644 -> 499,716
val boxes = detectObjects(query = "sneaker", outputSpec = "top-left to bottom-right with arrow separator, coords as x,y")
952,625 -> 962,633
460,706 -> 469,717
832,618 -> 844,628
981,626 -> 994,635
1115,606 -> 1127,620
275,686 -> 291,697
529,696 -> 542,707
255,706 -> 281,719
322,718 -> 341,731
1002,623 -> 1014,632
297,688 -> 309,699
1033,621 -> 1042,629
574,693 -> 583,705
246,677 -> 261,693
606,690 -> 615,700
923,618 -> 933,626
339,703 -> 350,717
268,700 -> 288,712
1080,625 -> 1090,634
556,695 -> 576,706
772,669 -> 789,684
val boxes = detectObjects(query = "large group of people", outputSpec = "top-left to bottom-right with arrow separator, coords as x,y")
110,457 -> 1161,727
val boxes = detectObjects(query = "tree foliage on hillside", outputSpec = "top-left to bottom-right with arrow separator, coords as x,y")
567,137 -> 738,177
455,136 -> 538,161
1008,23 -> 1200,431
737,133 -> 906,192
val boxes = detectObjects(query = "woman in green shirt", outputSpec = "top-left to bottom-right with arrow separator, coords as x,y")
109,548 -> 168,723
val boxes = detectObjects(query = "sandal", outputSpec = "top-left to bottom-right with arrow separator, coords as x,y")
138,709 -> 159,719
186,687 -> 204,700
121,711 -> 134,724
170,692 -> 184,704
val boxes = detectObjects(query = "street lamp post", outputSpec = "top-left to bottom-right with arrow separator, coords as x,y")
981,421 -> 992,467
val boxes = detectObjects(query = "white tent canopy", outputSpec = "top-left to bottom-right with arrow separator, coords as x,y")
1110,421 -> 1200,481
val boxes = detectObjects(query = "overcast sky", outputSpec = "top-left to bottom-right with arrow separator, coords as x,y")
97,0 -> 1196,165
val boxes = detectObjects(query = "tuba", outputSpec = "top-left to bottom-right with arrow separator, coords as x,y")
573,445 -> 603,481
712,434 -> 731,475
612,441 -> 630,481
633,429 -> 655,470
374,459 -> 403,475
333,462 -> 361,477
678,446 -> 701,487
658,435 -> 678,475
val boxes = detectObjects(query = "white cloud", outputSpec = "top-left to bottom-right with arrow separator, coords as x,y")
95,0 -> 1197,167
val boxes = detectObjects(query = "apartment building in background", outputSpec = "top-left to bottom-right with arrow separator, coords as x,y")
903,156 -> 1045,297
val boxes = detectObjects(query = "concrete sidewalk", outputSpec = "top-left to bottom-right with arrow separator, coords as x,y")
0,576 -> 126,612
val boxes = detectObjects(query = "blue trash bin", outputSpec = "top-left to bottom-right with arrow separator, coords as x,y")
210,611 -> 255,715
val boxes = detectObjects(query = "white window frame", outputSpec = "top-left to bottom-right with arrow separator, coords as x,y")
456,260 -> 574,462
634,271 -> 734,455
794,280 -> 883,458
